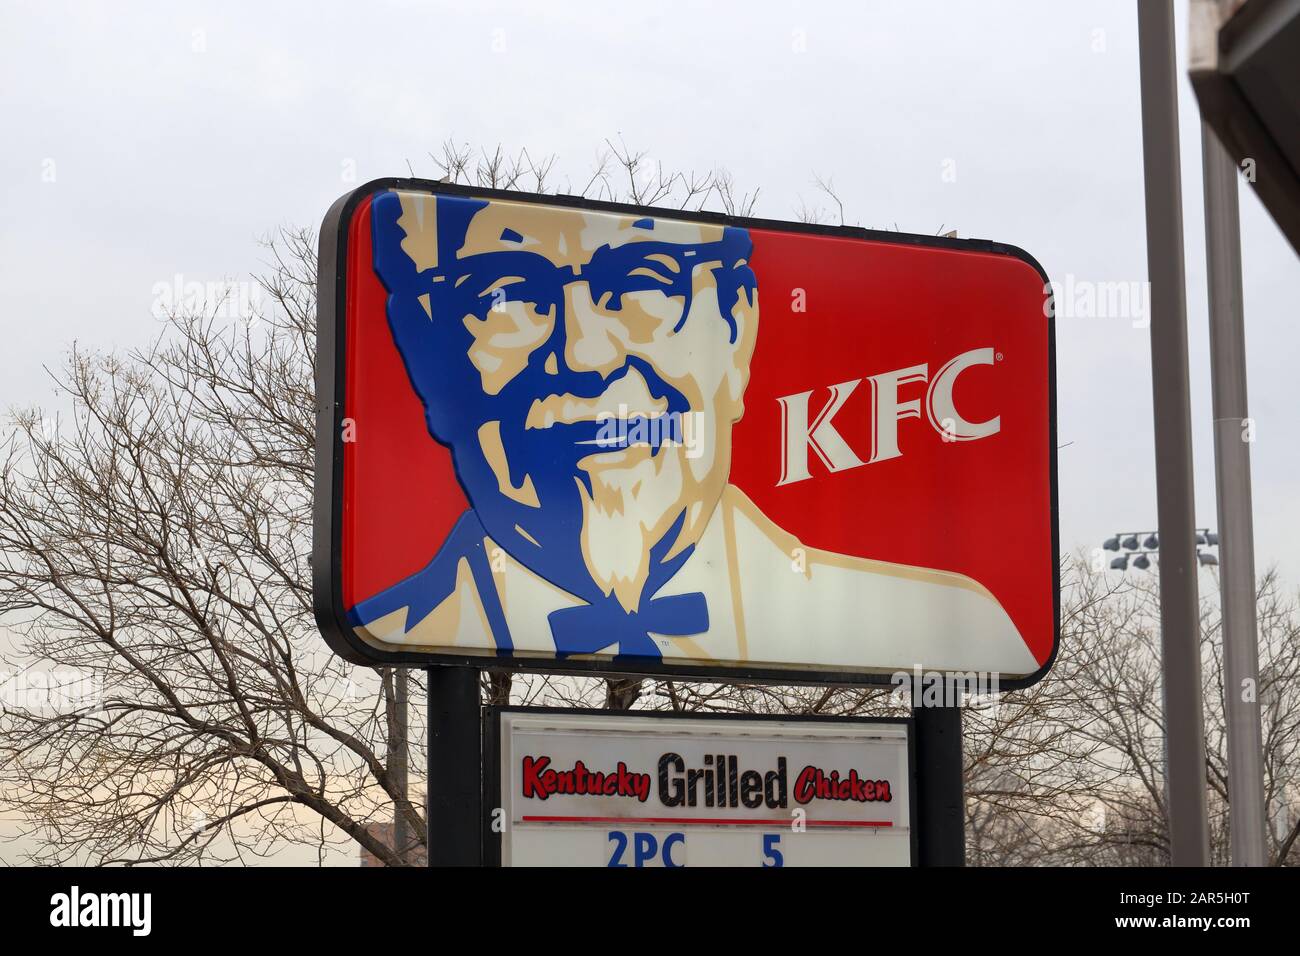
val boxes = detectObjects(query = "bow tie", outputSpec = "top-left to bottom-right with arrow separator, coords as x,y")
548,591 -> 709,659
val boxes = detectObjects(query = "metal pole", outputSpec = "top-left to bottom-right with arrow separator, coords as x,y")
1136,0 -> 1210,866
914,703 -> 965,866
1201,123 -> 1267,866
390,668 -> 409,864
427,666 -> 482,866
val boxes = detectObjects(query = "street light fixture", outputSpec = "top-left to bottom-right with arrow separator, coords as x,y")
1101,528 -> 1219,573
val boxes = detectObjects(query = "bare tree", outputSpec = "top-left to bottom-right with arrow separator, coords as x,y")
0,229 -> 424,864
0,142 -> 763,864
962,560 -> 1300,866
796,174 -> 851,226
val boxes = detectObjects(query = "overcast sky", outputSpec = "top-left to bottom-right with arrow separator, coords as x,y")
3,1 -> 1297,584
3,0 -> 1299,868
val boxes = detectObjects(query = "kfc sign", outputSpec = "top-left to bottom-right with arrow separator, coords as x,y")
486,709 -> 914,867
313,180 -> 1058,686
776,346 -> 1001,485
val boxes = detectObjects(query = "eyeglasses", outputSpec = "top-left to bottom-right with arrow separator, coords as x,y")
427,230 -> 754,343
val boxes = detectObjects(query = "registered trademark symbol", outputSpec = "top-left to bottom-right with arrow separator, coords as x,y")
995,352 -> 1004,362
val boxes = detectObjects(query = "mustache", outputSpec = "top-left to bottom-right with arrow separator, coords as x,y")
526,370 -> 667,429
489,357 -> 693,480
507,356 -> 691,426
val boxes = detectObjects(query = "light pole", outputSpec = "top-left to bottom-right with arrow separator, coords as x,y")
1136,0 -> 1211,867
1200,118 -> 1268,868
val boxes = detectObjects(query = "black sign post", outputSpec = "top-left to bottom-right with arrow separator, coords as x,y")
426,666 -> 481,866
914,701 -> 965,866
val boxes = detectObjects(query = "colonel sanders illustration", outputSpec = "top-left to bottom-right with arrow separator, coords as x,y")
348,190 -> 1038,676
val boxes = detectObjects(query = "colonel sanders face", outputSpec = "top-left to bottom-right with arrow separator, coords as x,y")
372,191 -> 758,612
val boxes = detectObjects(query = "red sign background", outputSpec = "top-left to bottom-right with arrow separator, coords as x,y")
338,197 -> 1055,667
